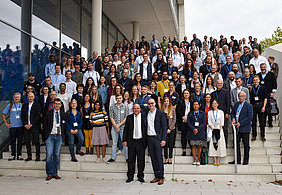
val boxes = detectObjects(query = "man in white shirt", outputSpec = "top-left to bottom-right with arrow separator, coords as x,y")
57,83 -> 72,112
137,53 -> 154,85
112,53 -> 122,67
230,77 -> 250,109
45,55 -> 56,77
82,61 -> 100,86
134,48 -> 150,71
64,71 -> 77,95
51,65 -> 66,92
172,45 -> 184,75
249,49 -> 270,73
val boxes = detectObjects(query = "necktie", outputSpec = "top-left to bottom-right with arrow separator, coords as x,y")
134,115 -> 139,138
56,111 -> 60,134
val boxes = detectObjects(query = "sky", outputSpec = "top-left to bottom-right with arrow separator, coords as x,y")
184,0 -> 282,42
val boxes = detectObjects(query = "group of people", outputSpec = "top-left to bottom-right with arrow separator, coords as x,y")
2,33 -> 278,184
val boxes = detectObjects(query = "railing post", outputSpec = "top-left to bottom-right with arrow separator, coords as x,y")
232,124 -> 238,173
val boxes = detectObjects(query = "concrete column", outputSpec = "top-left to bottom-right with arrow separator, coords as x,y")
92,0 -> 102,55
132,22 -> 139,41
178,3 -> 185,41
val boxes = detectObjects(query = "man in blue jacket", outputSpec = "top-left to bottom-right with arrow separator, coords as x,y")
229,91 -> 253,165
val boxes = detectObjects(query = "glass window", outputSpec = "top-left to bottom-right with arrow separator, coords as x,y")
108,35 -> 116,51
62,0 -> 81,56
0,0 -> 22,29
108,22 -> 117,39
102,27 -> 107,52
32,0 -> 60,46
81,11 -> 91,59
102,14 -> 108,29
82,0 -> 92,14
0,22 -> 25,100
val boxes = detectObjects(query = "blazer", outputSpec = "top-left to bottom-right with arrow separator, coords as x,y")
118,77 -> 132,93
223,80 -> 232,92
186,110 -> 206,141
123,113 -> 147,148
21,102 -> 41,128
145,109 -> 167,141
176,99 -> 192,123
39,95 -> 50,111
231,101 -> 253,133
175,83 -> 189,98
211,89 -> 231,114
167,109 -> 176,130
230,87 -> 250,109
43,99 -> 65,117
257,72 -> 277,94
43,110 -> 67,140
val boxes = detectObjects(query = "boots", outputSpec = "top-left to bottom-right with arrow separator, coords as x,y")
90,148 -> 94,155
85,148 -> 89,155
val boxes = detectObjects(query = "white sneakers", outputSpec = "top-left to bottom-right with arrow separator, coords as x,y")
117,150 -> 122,155
95,158 -> 107,163
192,161 -> 200,166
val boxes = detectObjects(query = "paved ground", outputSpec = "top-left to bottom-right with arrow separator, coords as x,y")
0,176 -> 281,195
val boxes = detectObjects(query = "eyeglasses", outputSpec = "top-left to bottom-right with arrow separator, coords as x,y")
148,103 -> 154,105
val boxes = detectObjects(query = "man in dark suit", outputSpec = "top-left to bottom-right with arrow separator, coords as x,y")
257,63 -> 277,127
43,98 -> 67,181
211,80 -> 231,146
21,92 -> 41,161
145,98 -> 167,185
118,69 -> 132,92
123,104 -> 147,183
230,91 -> 253,165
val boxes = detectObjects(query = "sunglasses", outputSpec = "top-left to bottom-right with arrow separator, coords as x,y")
148,103 -> 154,105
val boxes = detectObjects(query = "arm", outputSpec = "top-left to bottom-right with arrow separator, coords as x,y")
77,112 -> 83,130
123,116 -> 130,145
2,104 -> 11,128
160,111 -> 168,142
170,109 -> 177,130
66,112 -> 72,131
239,104 -> 253,127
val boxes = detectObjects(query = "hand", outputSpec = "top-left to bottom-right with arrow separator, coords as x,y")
160,141 -> 166,147
116,123 -> 121,129
5,123 -> 12,128
236,122 -> 240,128
225,114 -> 229,119
193,129 -> 198,135
41,123 -> 43,130
261,107 -> 265,113
182,117 -> 187,123
70,130 -> 76,134
123,142 -> 127,147
116,128 -> 120,133
167,129 -> 171,134
270,93 -> 274,98
232,119 -> 236,125
209,126 -> 213,131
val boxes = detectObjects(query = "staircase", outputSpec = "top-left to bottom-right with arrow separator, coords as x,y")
0,120 -> 281,182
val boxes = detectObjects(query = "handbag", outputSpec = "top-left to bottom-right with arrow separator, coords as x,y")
200,147 -> 209,165
267,98 -> 279,116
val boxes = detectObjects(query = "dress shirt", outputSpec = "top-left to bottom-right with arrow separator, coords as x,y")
230,80 -> 236,90
51,110 -> 61,134
133,113 -> 142,139
65,79 -> 77,95
172,52 -> 184,71
45,62 -> 56,77
57,93 -> 72,112
51,73 -> 66,92
28,101 -> 34,125
249,56 -> 270,73
82,70 -> 100,86
147,109 -> 157,136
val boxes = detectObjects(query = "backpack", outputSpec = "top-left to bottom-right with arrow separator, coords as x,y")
267,98 -> 279,116
200,147 -> 209,165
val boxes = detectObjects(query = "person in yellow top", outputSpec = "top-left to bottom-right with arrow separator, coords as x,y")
157,71 -> 170,98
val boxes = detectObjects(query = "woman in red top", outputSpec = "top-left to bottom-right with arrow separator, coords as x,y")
201,93 -> 212,125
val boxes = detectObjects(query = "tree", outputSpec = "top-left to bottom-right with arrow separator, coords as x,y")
261,27 -> 282,53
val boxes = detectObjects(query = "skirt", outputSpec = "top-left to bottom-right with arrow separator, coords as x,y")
190,140 -> 204,146
91,126 -> 109,146
208,129 -> 226,157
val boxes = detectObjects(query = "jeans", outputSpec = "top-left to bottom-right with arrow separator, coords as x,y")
10,127 -> 24,157
111,127 -> 128,160
45,135 -> 62,176
66,129 -> 84,158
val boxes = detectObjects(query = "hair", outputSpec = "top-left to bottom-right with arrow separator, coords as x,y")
112,84 -> 124,96
76,84 -> 84,92
183,59 -> 196,77
205,75 -> 214,87
201,93 -> 212,110
90,86 -> 99,101
123,91 -> 132,103
41,86 -> 50,94
211,99 -> 219,109
54,98 -> 62,104
130,85 -> 140,100
65,57 -> 74,69
13,92 -> 21,98
93,101 -> 102,112
84,77 -> 95,93
161,97 -> 173,119
268,56 -> 275,60
59,83 -> 66,87
182,89 -> 192,101
133,73 -> 142,85
98,75 -> 107,86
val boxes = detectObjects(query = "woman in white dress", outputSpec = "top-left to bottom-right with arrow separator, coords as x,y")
208,99 -> 226,166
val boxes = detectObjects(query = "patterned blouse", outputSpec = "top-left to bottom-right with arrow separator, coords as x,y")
164,91 -> 180,106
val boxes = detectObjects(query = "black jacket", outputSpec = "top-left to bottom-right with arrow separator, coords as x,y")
257,72 -> 277,95
21,102 -> 41,128
211,89 -> 231,114
145,109 -> 167,141
175,83 -> 189,98
39,95 -> 50,112
118,77 -> 132,93
123,113 -> 147,148
43,110 -> 67,140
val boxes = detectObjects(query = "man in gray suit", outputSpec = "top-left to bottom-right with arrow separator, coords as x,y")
230,77 -> 250,109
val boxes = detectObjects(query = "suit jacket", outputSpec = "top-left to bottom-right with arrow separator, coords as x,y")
175,83 -> 189,98
123,113 -> 147,148
211,89 -> 231,114
231,101 -> 253,133
257,72 -> 277,94
223,80 -> 232,92
39,95 -> 50,112
230,87 -> 250,109
145,109 -> 167,141
21,102 -> 41,128
118,77 -> 132,92
43,110 -> 67,140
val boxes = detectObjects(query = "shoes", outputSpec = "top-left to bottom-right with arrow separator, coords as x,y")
138,178 -> 145,183
76,151 -> 85,156
242,162 -> 248,165
126,159 -> 128,163
269,123 -> 273,127
107,158 -> 115,163
213,163 -> 218,166
196,161 -> 200,166
71,157 -> 78,162
228,161 -> 241,164
25,157 -> 32,161
126,178 -> 133,183
52,175 -> 61,179
251,137 -> 256,141
217,163 -> 221,166
164,160 -> 168,164
95,158 -> 101,163
46,176 -> 52,181
17,156 -> 23,160
158,179 -> 164,185
35,156 -> 40,161
150,178 -> 159,183
168,160 -> 172,164
261,137 -> 266,141
90,148 -> 94,154
182,151 -> 186,156
117,150 -> 122,155
101,158 -> 107,163
8,156 -> 16,161
85,148 -> 89,154
192,161 -> 197,165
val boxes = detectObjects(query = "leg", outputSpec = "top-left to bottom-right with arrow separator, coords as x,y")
258,112 -> 266,138
236,132 -> 242,163
164,140 -> 169,160
136,141 -> 145,180
120,130 -> 128,160
191,145 -> 197,161
83,130 -> 90,149
181,122 -> 188,151
67,131 -> 75,158
45,135 -> 55,176
17,127 -> 24,156
169,130 -> 176,159
89,130 -> 94,149
53,135 -> 63,175
96,146 -> 100,158
223,117 -> 229,146
32,128 -> 40,157
102,145 -> 106,158
118,135 -> 123,151
242,133 -> 250,164
197,145 -> 202,161
127,143 -> 136,180
75,130 -> 84,152
147,137 -> 158,178
251,108 -> 258,138
154,139 -> 164,179
9,128 -> 17,157
111,127 -> 118,160
24,129 -> 32,158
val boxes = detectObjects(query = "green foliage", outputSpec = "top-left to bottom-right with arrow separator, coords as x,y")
261,27 -> 282,52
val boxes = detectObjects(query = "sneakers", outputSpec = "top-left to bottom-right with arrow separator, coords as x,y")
196,161 -> 200,166
192,161 -> 197,165
107,158 -> 115,163
101,158 -> 107,163
8,156 -> 16,161
76,151 -> 85,156
71,157 -> 78,162
95,158 -> 102,163
17,156 -> 23,160
116,150 -> 122,155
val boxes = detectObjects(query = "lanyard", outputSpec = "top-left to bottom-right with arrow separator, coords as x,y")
175,80 -> 179,88
261,72 -> 267,80
158,63 -> 162,70
14,103 -> 21,116
196,93 -> 202,102
226,64 -> 233,73
71,110 -> 77,122
188,69 -> 192,78
252,85 -> 260,96
88,71 -> 95,78
236,101 -> 245,118
206,65 -> 211,72
216,91 -> 219,100
168,66 -> 173,75
162,81 -> 168,88
243,55 -> 249,63
212,110 -> 218,123
194,111 -> 199,121
54,111 -> 60,123
122,79 -> 127,87
206,104 -> 211,112
244,77 -> 250,85
185,101 -> 190,111
85,106 -> 90,113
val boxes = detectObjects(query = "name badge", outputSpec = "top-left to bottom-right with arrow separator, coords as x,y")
170,115 -> 173,118
168,76 -> 172,80
123,87 -> 125,90
172,96 -> 176,99
56,124 -> 60,128
245,64 -> 248,67
73,122 -> 78,127
15,115 -> 20,119
157,70 -> 161,73
236,114 -> 239,118
189,78 -> 192,81
62,120 -> 65,123
85,115 -> 90,119
254,96 -> 259,101
121,111 -> 124,114
195,122 -> 199,127
261,81 -> 265,85
164,89 -> 168,92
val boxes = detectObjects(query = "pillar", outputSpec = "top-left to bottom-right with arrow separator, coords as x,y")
92,0 -> 102,55
133,22 -> 139,41
178,2 -> 185,40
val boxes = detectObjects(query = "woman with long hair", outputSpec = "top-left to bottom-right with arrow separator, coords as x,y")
202,93 -> 212,127
63,57 -> 75,75
106,65 -> 120,84
202,75 -> 215,94
90,86 -> 102,104
163,81 -> 180,109
130,85 -> 140,103
183,59 -> 196,81
84,77 -> 95,95
161,97 -> 176,164
123,91 -> 133,114
90,101 -> 110,163
175,75 -> 189,98
106,77 -> 117,109
98,75 -> 109,107
154,53 -> 166,76
148,81 -> 161,108
132,73 -> 143,94
109,84 -> 124,108
129,53 -> 136,73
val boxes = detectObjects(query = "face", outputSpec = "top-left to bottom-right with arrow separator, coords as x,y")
164,98 -> 170,107
50,91 -> 57,100
78,87 -> 83,94
55,66 -> 61,73
43,87 -> 49,94
75,65 -> 80,71
212,101 -> 218,109
167,58 -> 173,65
28,93 -> 35,102
180,76 -> 185,83
253,77 -> 259,85
172,72 -> 178,79
82,62 -> 87,68
111,78 -> 117,86
26,86 -> 33,93
207,77 -> 212,84
195,84 -> 201,92
88,78 -> 93,85
136,74 -> 141,81
29,75 -> 35,81
95,102 -> 100,111
115,86 -> 121,94
193,102 -> 199,110
92,87 -> 97,94
226,57 -> 231,64
66,71 -> 72,79
162,72 -> 168,80
13,94 -> 20,103
244,69 -> 250,77
148,99 -> 156,110
46,78 -> 51,85
133,104 -> 141,115
183,90 -> 190,99
88,63 -> 93,70
141,87 -> 147,95
205,95 -> 211,102
59,84 -> 66,92
116,96 -> 123,104
254,49 -> 259,57
229,72 -> 235,80
232,65 -> 238,72
238,93 -> 246,102
85,94 -> 90,102
71,101 -> 77,109
132,86 -> 138,94
50,56 -> 55,63
217,81 -> 223,90
235,79 -> 242,87
124,92 -> 129,100
54,101 -> 61,110
260,64 -> 267,73
123,70 -> 129,78
100,76 -> 105,83
211,66 -> 217,72
169,83 -> 174,91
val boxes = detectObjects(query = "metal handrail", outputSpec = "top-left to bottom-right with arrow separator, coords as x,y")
232,124 -> 238,173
